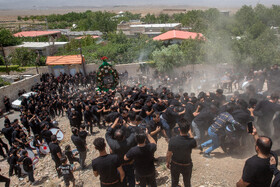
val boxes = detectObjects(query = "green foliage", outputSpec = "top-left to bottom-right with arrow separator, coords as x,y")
0,28 -> 22,47
0,77 -> 11,87
9,48 -> 37,66
152,44 -> 184,73
0,56 -> 4,65
0,65 -> 25,73
20,5 -> 280,70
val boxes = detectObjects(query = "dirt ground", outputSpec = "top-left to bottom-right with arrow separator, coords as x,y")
0,113 -> 267,187
0,5 -> 239,21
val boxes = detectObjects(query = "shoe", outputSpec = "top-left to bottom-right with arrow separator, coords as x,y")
203,153 -> 212,158
19,177 -> 24,181
30,181 -> 37,185
198,145 -> 203,152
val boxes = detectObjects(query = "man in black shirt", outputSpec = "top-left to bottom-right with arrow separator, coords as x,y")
69,109 -> 81,128
105,118 -> 135,187
49,135 -> 62,177
41,123 -> 52,145
19,150 -> 35,184
71,128 -> 87,170
124,129 -> 157,187
166,119 -> 197,187
4,115 -> 11,126
140,99 -> 154,123
161,105 -> 185,138
192,105 -> 217,143
253,93 -> 280,136
1,123 -> 13,146
152,99 -> 167,113
147,112 -> 168,142
84,105 -> 94,135
92,137 -> 125,187
236,127 -> 278,187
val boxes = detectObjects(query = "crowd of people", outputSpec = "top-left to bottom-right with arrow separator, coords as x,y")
0,64 -> 280,187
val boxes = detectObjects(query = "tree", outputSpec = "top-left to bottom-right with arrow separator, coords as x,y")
152,45 -> 184,73
0,28 -> 22,47
181,39 -> 205,64
9,48 -> 37,66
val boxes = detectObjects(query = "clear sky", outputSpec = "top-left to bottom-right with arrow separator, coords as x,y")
0,0 -> 279,9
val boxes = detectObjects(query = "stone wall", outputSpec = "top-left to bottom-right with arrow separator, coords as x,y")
0,74 -> 41,111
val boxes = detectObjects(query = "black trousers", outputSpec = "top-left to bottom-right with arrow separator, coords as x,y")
0,139 -> 8,158
53,158 -> 62,176
171,162 -> 193,187
0,175 -> 10,187
9,164 -> 21,177
138,172 -> 157,187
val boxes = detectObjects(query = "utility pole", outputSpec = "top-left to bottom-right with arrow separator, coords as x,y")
0,44 -> 9,75
79,41 -> 87,76
35,50 -> 40,74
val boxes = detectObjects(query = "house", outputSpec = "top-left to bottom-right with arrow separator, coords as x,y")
117,22 -> 181,37
50,29 -> 102,39
14,31 -> 61,38
3,42 -> 68,57
46,55 -> 86,77
153,30 -> 205,44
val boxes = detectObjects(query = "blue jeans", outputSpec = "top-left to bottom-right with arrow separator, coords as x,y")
201,128 -> 220,154
160,115 -> 171,138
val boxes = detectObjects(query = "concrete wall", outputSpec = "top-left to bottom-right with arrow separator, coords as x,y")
0,74 -> 41,111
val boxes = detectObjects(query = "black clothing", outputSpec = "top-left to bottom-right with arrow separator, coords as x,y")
232,109 -> 254,126
168,135 -> 196,165
65,150 -> 79,165
4,118 -> 11,126
171,162 -> 192,187
162,107 -> 179,127
105,127 -> 135,163
92,154 -> 121,184
126,143 -> 156,176
270,164 -> 280,187
140,105 -> 152,118
19,156 -> 33,172
184,103 -> 195,124
41,129 -> 52,144
152,103 -> 167,113
0,175 -> 10,187
147,120 -> 163,142
242,153 -> 278,187
49,142 -> 62,161
71,135 -> 86,152
194,110 -> 215,130
254,100 -> 280,136
84,110 -> 93,122
1,126 -> 13,145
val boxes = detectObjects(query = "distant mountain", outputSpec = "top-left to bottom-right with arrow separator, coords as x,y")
0,0 -> 279,10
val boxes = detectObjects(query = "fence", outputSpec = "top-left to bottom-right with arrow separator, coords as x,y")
0,74 -> 41,111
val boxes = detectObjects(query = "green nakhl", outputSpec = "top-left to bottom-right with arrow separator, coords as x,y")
96,59 -> 119,92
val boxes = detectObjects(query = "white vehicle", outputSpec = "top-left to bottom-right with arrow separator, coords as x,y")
11,92 -> 37,110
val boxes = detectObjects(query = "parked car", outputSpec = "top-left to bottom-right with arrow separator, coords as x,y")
11,92 -> 37,110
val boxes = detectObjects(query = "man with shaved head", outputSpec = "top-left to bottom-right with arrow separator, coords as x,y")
236,127 -> 278,187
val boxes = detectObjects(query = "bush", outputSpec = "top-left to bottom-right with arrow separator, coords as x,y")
0,65 -> 25,73
0,77 -> 11,87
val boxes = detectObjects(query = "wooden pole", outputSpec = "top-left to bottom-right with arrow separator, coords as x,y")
0,44 -> 9,75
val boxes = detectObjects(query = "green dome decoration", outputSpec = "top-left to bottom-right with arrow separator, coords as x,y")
96,56 -> 119,91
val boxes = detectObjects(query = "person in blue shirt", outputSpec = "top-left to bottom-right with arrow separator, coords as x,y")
199,105 -> 242,158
